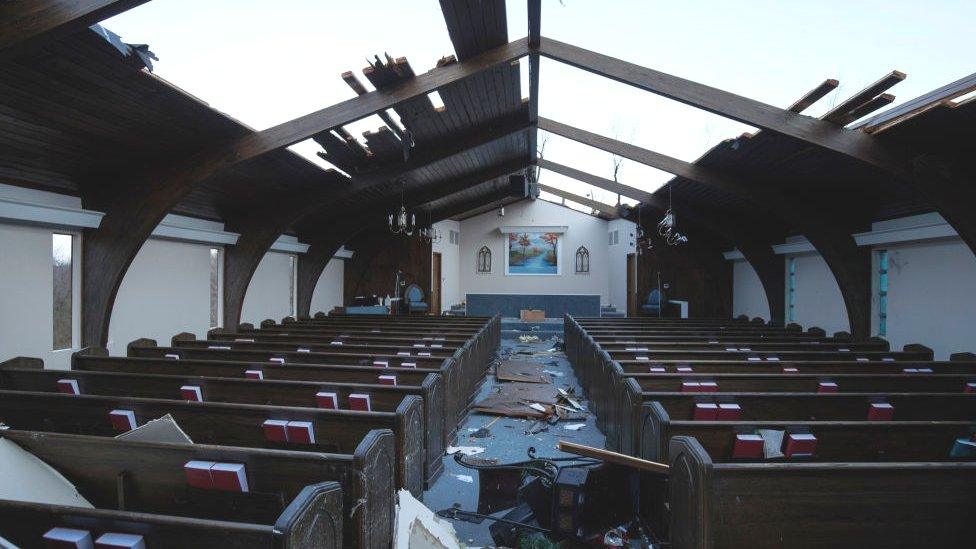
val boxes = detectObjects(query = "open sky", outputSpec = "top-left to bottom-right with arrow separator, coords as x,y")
104,0 -> 975,215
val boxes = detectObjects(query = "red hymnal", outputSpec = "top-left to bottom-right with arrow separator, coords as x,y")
262,419 -> 289,443
210,462 -> 249,492
315,391 -> 338,409
109,409 -> 137,432
732,434 -> 764,459
180,385 -> 203,402
868,402 -> 894,421
693,403 -> 718,420
349,393 -> 372,412
57,378 -> 80,395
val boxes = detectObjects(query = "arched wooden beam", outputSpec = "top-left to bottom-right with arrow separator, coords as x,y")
913,154 -> 976,253
539,119 -> 870,336
296,228 -> 362,319
78,39 -> 529,347
539,158 -> 784,323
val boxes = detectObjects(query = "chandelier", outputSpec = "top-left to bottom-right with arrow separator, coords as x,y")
417,210 -> 441,243
388,181 -> 416,235
656,187 -> 687,247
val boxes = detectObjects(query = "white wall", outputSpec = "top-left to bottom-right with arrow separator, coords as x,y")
789,252 -> 849,335
108,239 -> 216,355
432,220 -> 461,312
0,222 -> 81,370
241,251 -> 295,326
458,199 -> 610,301
607,217 -> 636,311
874,238 -> 976,359
732,259 -> 769,321
310,258 -> 345,316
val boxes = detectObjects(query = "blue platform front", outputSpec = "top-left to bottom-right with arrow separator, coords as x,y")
466,294 -> 600,318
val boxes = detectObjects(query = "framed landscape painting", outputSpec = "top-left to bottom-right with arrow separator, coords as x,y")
506,231 -> 560,275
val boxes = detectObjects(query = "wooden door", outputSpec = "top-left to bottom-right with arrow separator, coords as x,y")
431,252 -> 442,315
626,253 -> 637,317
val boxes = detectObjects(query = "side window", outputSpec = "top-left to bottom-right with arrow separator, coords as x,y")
52,233 -> 73,350
477,246 -> 492,273
575,246 -> 590,273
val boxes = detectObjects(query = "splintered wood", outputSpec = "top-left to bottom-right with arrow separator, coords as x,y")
496,360 -> 552,383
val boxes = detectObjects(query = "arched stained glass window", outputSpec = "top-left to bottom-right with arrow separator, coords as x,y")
477,246 -> 492,273
575,246 -> 590,273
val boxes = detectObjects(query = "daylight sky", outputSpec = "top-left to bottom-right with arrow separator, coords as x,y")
103,0 -> 975,215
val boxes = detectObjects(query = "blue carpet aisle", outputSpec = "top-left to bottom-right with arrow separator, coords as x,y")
423,330 -> 606,545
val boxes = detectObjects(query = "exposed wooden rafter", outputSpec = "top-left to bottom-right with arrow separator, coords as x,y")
538,183 -> 617,217
534,37 -> 912,180
788,79 -> 839,113
0,0 -> 150,60
538,158 -> 651,202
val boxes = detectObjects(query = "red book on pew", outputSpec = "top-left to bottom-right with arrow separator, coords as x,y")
349,393 -> 372,411
783,433 -> 817,458
965,382 -> 976,393
180,385 -> 203,402
732,434 -> 764,459
286,421 -> 316,444
868,402 -> 894,421
699,381 -> 718,392
95,533 -> 146,549
210,462 -> 249,492
43,527 -> 94,549
717,403 -> 742,420
245,370 -> 264,380
183,460 -> 217,489
262,419 -> 289,443
693,403 -> 718,420
109,409 -> 137,432
676,366 -> 694,373
315,391 -> 338,409
817,381 -> 838,393
378,375 -> 397,386
401,362 -> 417,368
782,367 -> 799,373
649,367 -> 666,373
681,382 -> 701,393
57,378 -> 80,395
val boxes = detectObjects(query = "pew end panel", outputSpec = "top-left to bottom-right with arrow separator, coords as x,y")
640,401 -> 671,463
172,332 -> 197,345
904,343 -> 935,360
0,356 -> 44,370
393,395 -> 426,498
274,481 -> 344,549
668,436 -> 976,548
126,338 -> 158,356
352,429 -> 397,549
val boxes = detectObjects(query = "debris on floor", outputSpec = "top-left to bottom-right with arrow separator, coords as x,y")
446,446 -> 485,456
395,489 -> 463,549
517,334 -> 541,343
496,359 -> 553,384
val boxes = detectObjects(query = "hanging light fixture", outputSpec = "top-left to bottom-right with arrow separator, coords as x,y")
656,186 -> 688,247
388,180 -> 416,236
418,211 -> 442,244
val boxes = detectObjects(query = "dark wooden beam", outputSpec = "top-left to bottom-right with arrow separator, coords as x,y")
80,40 -> 529,346
833,93 -> 895,126
0,0 -> 150,59
296,226 -> 363,319
788,79 -> 839,113
535,37 -> 911,180
540,117 -> 870,336
822,71 -> 905,124
538,183 -> 617,217
538,158 -> 652,202
527,0 -> 542,173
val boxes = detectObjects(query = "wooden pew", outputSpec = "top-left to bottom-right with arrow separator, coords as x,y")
665,436 -> 976,548
613,386 -> 976,456
640,401 -> 976,462
126,339 -> 472,433
1,428 -> 396,548
0,358 -> 444,486
0,390 -> 424,498
68,352 -> 457,443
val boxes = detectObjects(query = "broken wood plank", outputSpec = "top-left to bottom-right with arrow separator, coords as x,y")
557,441 -> 670,474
